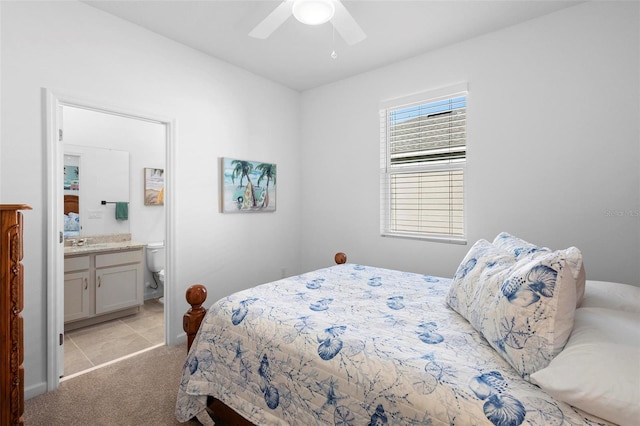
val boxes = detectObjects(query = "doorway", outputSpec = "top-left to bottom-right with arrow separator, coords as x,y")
45,89 -> 175,390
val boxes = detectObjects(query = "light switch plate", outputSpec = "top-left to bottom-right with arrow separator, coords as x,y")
88,209 -> 102,219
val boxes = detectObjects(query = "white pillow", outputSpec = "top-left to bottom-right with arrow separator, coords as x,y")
493,232 -> 586,306
581,280 -> 640,313
446,239 -> 581,380
531,307 -> 640,426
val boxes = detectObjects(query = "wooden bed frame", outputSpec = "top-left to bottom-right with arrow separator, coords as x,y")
182,252 -> 347,425
64,194 -> 79,215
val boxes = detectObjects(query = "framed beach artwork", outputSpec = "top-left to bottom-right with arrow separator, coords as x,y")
144,168 -> 164,206
220,157 -> 276,213
63,164 -> 80,191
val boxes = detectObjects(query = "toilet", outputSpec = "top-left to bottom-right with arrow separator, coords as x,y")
146,241 -> 165,303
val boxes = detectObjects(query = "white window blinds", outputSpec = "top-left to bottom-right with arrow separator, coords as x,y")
380,84 -> 467,243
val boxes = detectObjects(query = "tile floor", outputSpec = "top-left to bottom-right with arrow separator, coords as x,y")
63,298 -> 165,377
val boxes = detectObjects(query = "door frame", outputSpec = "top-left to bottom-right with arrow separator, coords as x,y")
44,88 -> 176,390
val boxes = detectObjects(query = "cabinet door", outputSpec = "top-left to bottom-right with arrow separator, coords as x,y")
64,271 -> 91,322
95,263 -> 143,315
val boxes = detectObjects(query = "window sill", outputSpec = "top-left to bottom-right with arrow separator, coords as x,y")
381,232 -> 467,245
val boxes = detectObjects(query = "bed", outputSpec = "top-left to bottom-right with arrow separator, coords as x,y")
63,195 -> 80,237
176,233 -> 639,426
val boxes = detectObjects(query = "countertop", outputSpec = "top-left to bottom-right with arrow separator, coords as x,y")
64,241 -> 147,256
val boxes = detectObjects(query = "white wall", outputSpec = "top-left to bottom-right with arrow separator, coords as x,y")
0,4 -> 2,189
1,1 -> 301,397
300,2 -> 640,284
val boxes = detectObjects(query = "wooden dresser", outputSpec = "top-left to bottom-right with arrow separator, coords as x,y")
1,204 -> 31,425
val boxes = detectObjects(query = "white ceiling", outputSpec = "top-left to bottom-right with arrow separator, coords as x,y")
84,0 -> 581,92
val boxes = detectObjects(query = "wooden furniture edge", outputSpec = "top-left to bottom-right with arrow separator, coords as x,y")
181,252 -> 348,425
1,204 -> 31,426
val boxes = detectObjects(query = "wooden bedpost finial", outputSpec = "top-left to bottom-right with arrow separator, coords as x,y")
186,284 -> 207,307
184,284 -> 208,352
334,252 -> 347,264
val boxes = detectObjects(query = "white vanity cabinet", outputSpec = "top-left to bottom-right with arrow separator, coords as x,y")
95,250 -> 143,315
63,255 -> 91,322
64,246 -> 144,330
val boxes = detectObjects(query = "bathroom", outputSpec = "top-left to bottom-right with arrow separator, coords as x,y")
61,104 -> 167,377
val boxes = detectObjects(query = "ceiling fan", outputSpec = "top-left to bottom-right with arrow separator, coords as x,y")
249,0 -> 366,46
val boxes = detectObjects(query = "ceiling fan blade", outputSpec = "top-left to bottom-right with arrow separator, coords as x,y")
331,0 -> 366,46
249,1 -> 293,39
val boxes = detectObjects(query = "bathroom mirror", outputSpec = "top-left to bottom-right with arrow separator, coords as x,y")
62,104 -> 139,238
63,145 -> 130,237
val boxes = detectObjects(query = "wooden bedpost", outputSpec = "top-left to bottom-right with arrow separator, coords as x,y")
334,252 -> 347,264
184,284 -> 207,352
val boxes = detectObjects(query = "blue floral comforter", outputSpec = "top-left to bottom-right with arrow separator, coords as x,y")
176,264 -> 611,425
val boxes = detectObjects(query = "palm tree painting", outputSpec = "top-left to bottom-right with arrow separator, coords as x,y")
221,157 -> 276,212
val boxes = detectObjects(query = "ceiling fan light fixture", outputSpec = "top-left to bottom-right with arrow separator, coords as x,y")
292,0 -> 335,26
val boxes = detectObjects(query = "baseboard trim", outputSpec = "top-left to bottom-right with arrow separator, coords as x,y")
24,382 -> 48,400
174,331 -> 187,345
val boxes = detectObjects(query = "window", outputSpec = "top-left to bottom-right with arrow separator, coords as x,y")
380,83 -> 467,243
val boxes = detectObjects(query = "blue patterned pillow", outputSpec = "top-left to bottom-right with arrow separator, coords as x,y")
446,239 -> 582,380
492,232 -> 550,258
493,232 -> 585,306
64,213 -> 80,231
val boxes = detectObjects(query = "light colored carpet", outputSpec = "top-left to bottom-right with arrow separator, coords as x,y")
24,344 -> 204,426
